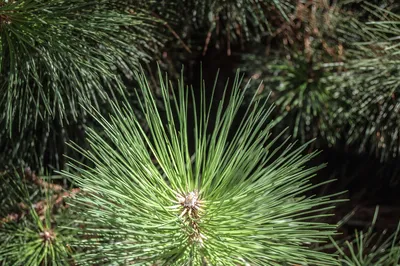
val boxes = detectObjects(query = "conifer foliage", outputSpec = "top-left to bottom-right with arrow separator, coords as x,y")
63,71 -> 339,265
333,208 -> 400,265
0,169 -> 79,265
0,0 -> 161,129
186,0 -> 292,43
1,0 -> 400,265
333,3 -> 400,160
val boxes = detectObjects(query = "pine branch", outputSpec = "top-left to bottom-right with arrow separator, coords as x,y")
0,0 -> 164,131
0,188 -> 80,224
62,68 -> 341,265
0,169 -> 80,224
241,51 -> 346,146
177,0 -> 294,53
239,1 -> 349,147
24,167 -> 63,192
332,207 -> 400,265
330,2 -> 400,160
0,171 -> 79,265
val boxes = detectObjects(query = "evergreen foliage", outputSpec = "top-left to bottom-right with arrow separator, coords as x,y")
0,0 -> 162,129
0,0 -> 166,170
332,3 -> 400,160
1,0 -> 400,265
241,1 -> 400,160
333,208 -> 400,265
0,170 -> 78,265
167,0 -> 294,56
63,71 -> 340,265
188,0 -> 293,39
242,52 -> 343,145
240,1 -> 347,146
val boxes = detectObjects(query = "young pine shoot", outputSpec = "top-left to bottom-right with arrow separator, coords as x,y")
64,70 -> 340,265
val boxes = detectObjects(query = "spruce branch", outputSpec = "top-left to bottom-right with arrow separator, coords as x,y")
63,68 -> 341,265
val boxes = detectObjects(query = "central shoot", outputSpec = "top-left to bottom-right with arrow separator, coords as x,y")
65,69 -> 339,265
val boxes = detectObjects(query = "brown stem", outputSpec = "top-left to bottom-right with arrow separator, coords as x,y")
203,28 -> 213,56
1,175 -> 80,225
24,167 -> 64,192
150,12 -> 191,53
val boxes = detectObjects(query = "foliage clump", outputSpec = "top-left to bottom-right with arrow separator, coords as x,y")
0,169 -> 78,265
63,71 -> 340,265
0,0 -> 161,129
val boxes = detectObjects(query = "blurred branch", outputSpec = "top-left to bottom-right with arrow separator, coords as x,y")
0,169 -> 80,224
